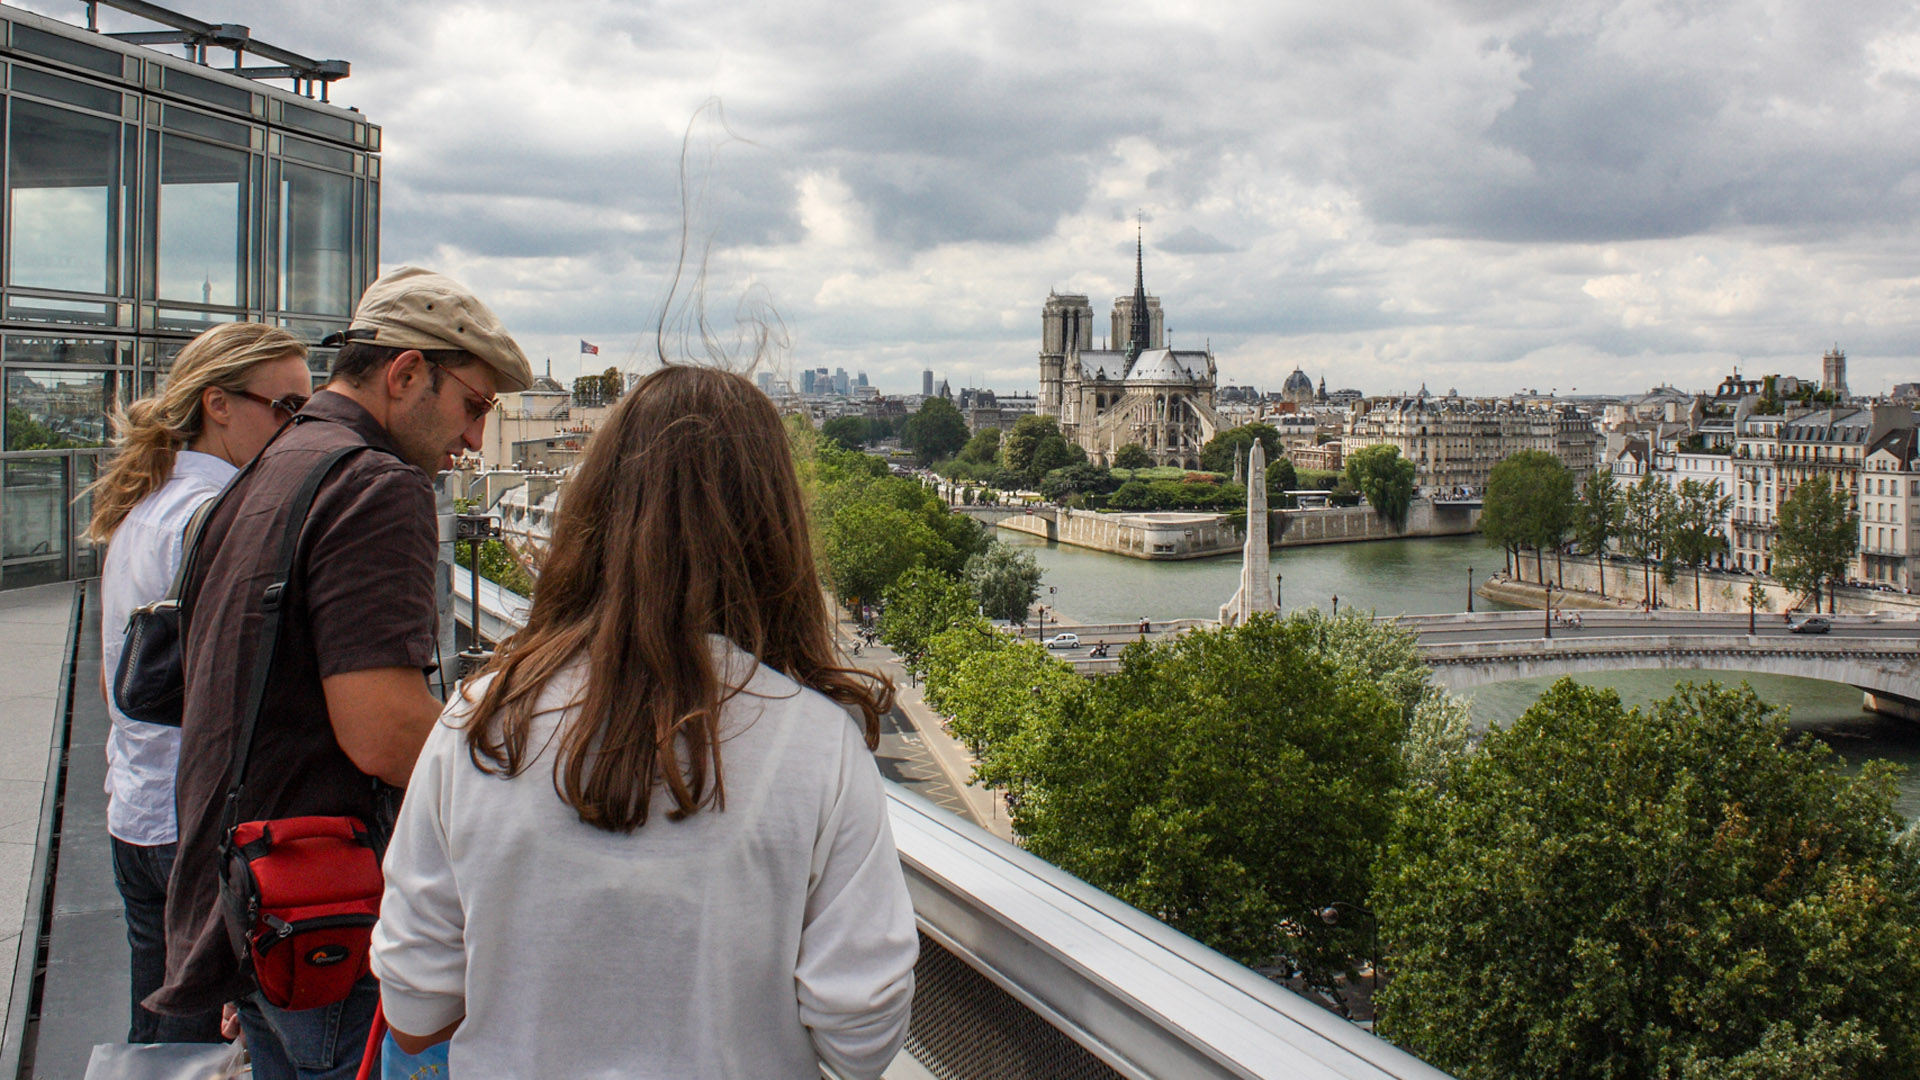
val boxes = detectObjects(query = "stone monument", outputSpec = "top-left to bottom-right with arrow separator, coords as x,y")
1219,440 -> 1277,626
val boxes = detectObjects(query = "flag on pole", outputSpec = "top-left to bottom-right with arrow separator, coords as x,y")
580,340 -> 600,355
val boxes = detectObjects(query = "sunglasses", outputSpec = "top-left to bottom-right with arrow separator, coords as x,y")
429,359 -> 498,422
231,389 -> 309,419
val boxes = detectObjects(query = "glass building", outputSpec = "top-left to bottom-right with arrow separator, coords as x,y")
0,6 -> 378,589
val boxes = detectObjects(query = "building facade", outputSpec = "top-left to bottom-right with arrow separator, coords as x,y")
1037,236 -> 1220,467
0,7 -> 379,589
1341,397 -> 1599,497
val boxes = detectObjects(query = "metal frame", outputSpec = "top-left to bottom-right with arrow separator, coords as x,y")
84,0 -> 349,100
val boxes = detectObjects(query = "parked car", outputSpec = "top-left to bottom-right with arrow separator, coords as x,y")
1043,632 -> 1081,649
1788,616 -> 1831,635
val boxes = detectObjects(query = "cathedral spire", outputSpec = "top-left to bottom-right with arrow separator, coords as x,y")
1126,217 -> 1150,370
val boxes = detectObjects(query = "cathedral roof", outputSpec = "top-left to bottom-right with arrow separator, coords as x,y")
1282,367 -> 1313,394
1124,348 -> 1209,383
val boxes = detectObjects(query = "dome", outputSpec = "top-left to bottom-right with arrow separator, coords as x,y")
1281,367 -> 1314,403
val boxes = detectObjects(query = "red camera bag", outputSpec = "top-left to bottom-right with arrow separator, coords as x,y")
222,816 -> 382,1010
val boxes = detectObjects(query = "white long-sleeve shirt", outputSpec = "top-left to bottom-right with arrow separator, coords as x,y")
371,643 -> 917,1079
99,450 -> 236,845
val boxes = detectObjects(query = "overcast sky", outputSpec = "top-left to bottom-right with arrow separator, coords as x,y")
34,0 -> 1920,397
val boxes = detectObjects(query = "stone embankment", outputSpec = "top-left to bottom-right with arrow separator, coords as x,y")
1479,552 -> 1920,617
995,499 -> 1484,560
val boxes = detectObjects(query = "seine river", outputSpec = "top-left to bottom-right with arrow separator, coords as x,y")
1000,531 -> 1920,818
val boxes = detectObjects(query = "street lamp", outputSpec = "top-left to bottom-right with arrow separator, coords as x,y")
1276,572 -> 1284,612
1331,594 -> 1339,616
1544,581 -> 1553,639
1467,565 -> 1474,614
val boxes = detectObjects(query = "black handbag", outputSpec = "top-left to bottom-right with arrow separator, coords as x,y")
112,496 -> 218,727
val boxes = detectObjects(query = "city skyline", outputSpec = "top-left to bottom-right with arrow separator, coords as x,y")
24,0 -> 1920,398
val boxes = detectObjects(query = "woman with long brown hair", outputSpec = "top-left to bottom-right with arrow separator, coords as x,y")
90,321 -> 312,1045
372,364 -> 917,1078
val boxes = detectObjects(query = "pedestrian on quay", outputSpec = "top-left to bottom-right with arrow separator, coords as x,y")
88,323 -> 314,1045
371,365 -> 917,1078
152,267 -> 531,1079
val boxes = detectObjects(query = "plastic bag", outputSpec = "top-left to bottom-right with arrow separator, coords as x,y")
83,1042 -> 247,1080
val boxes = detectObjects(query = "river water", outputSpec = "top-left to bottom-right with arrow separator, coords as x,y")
1000,531 -> 1920,818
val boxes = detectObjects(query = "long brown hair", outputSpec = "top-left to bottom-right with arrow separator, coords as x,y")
83,323 -> 307,542
464,364 -> 892,831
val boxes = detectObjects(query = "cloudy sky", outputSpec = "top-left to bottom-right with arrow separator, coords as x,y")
33,0 -> 1920,397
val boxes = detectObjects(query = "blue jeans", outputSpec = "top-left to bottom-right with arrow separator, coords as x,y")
235,976 -> 380,1080
110,837 -> 224,1044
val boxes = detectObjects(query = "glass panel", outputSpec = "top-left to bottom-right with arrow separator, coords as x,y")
2,457 -> 67,580
279,135 -> 353,172
5,336 -> 116,364
5,367 -> 123,449
277,163 -> 353,316
5,295 -> 116,325
12,25 -> 122,78
161,104 -> 251,147
71,451 -> 101,578
156,133 -> 249,306
9,99 -> 119,293
12,66 -> 121,114
155,307 -> 240,332
279,103 -> 356,144
162,67 -> 250,113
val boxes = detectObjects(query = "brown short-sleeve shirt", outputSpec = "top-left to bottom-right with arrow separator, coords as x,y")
151,391 -> 439,1014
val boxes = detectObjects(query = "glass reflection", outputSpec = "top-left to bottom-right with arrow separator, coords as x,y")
9,99 -> 118,294
2,457 -> 66,568
157,134 -> 248,306
5,368 -> 122,449
278,162 -> 353,315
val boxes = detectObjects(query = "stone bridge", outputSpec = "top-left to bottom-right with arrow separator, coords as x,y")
1399,611 -> 1920,720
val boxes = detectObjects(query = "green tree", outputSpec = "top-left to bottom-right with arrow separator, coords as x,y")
1345,444 -> 1417,530
1199,423 -> 1283,475
1773,475 -> 1859,613
878,567 -> 976,673
999,414 -> 1060,481
958,426 -> 1001,465
1026,430 -> 1080,482
819,416 -> 870,451
899,397 -> 970,466
1037,463 -> 1119,502
819,499 -> 941,606
1481,451 -> 1575,583
1111,442 -> 1153,469
1618,474 -> 1676,608
965,541 -> 1044,624
1668,477 -> 1735,610
1007,615 -> 1406,978
1377,680 -> 1920,1080
1576,467 -> 1621,598
4,406 -> 87,451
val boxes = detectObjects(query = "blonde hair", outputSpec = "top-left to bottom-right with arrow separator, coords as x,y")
83,323 -> 307,542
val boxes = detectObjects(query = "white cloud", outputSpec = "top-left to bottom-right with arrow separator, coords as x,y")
35,0 -> 1920,396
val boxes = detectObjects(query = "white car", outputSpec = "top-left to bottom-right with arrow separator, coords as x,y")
1043,633 -> 1080,649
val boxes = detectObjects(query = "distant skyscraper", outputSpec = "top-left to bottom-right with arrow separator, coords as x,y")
856,371 -> 869,388
756,372 -> 775,395
922,370 -> 934,396
832,367 -> 851,396
801,370 -> 817,394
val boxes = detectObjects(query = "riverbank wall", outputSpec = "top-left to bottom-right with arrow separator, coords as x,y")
1478,553 -> 1920,617
997,499 -> 1483,560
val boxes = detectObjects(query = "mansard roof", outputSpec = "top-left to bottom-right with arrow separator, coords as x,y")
1125,348 -> 1210,383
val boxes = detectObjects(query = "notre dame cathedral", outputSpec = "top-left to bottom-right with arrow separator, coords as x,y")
1037,234 -> 1220,468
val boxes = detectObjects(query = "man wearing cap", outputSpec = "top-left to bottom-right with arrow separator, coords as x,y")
151,267 -> 531,1077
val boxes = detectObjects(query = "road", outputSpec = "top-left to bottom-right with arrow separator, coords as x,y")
1408,613 -> 1920,646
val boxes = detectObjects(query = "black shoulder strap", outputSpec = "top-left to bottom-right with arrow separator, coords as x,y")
219,442 -> 367,837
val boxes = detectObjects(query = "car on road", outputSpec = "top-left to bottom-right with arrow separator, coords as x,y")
1043,632 -> 1080,649
1788,616 -> 1832,635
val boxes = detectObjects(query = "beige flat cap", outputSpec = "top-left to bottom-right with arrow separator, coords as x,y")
342,266 -> 532,392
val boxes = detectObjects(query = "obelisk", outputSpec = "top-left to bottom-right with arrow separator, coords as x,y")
1219,440 -> 1276,627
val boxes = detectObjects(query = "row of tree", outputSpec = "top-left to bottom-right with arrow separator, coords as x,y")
901,601 -> 1920,1078
1482,451 -> 1860,610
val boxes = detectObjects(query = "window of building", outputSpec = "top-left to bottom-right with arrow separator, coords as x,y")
4,367 -> 123,450
151,130 -> 252,309
8,97 -> 122,295
273,160 -> 356,317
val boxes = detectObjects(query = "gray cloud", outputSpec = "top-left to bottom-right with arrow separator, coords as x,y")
1156,226 -> 1238,254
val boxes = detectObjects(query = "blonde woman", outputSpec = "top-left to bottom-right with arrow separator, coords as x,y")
88,322 -> 313,1044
